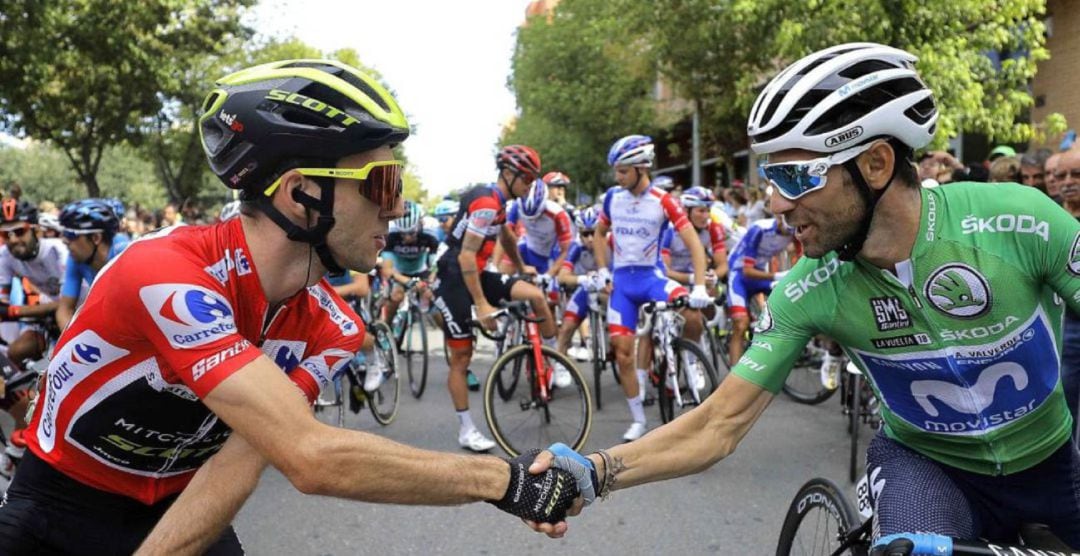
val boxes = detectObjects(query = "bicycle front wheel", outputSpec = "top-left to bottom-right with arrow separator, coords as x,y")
657,338 -> 719,424
775,477 -> 864,556
484,345 -> 592,457
367,322 -> 400,426
404,306 -> 429,399
782,349 -> 837,405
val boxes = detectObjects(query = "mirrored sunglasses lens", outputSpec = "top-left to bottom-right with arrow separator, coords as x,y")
764,164 -> 824,199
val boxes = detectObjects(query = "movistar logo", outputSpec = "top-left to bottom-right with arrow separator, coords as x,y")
911,362 -> 1026,417
924,264 -> 991,319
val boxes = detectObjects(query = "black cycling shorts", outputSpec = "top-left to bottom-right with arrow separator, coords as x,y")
0,451 -> 243,555
432,267 -> 521,341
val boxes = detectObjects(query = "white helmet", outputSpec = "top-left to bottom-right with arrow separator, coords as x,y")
38,212 -> 62,232
220,200 -> 241,221
747,43 -> 937,155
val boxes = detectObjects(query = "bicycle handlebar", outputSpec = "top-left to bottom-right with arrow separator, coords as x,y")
640,296 -> 689,315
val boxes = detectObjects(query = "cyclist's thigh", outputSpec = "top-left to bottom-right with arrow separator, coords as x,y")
866,431 -> 977,541
0,494 -> 49,554
480,271 -> 521,306
606,281 -> 637,337
432,274 -> 473,341
944,438 -> 1080,548
642,268 -> 687,303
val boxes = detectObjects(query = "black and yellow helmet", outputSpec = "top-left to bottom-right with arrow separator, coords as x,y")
199,59 -> 410,193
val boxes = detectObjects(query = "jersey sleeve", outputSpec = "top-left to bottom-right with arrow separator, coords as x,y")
730,260 -> 818,393
465,195 -> 501,237
506,200 -> 520,226
660,193 -> 691,231
741,225 -> 764,269
121,245 -> 264,399
599,188 -> 614,227
554,209 -> 572,246
0,249 -> 13,296
288,283 -> 365,404
61,255 -> 82,298
708,222 -> 726,254
563,242 -> 582,270
1030,191 -> 1080,313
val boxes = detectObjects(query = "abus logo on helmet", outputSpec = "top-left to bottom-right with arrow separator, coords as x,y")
140,284 -> 238,349
824,126 -> 864,149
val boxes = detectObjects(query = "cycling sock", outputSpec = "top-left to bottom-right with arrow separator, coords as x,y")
543,336 -> 556,349
627,395 -> 646,424
636,368 -> 648,389
457,410 -> 476,433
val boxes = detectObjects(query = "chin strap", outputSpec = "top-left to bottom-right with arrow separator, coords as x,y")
836,159 -> 899,262
256,178 -> 346,276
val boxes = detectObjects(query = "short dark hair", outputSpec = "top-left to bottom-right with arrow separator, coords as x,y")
888,138 -> 919,188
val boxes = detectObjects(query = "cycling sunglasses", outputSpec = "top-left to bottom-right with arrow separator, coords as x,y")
759,141 -> 877,201
61,228 -> 101,241
1,224 -> 34,239
264,160 -> 404,212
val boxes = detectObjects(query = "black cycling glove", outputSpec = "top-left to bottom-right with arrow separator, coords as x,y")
490,449 -> 579,523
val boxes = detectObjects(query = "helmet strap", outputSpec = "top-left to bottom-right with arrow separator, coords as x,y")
256,176 -> 346,276
837,158 -> 898,261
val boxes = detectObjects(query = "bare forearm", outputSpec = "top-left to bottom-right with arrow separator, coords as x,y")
16,302 -> 58,318
743,266 -> 773,281
499,229 -> 525,271
305,427 -> 508,504
56,298 -> 75,330
136,436 -> 267,556
458,251 -> 488,306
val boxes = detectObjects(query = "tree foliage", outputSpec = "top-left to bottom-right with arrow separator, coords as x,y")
504,0 -> 661,195
507,0 -> 1061,180
0,0 -> 255,197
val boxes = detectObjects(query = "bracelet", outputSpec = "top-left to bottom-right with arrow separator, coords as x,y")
592,449 -> 615,500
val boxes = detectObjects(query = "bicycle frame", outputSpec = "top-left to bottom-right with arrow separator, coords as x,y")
638,301 -> 699,408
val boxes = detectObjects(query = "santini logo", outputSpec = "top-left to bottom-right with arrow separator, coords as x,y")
824,126 -> 863,148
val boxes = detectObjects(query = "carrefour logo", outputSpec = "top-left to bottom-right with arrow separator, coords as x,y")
854,313 -> 1056,436
140,284 -> 238,349
71,343 -> 102,365
924,264 -> 991,319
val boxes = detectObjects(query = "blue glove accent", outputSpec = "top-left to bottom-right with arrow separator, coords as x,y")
873,533 -> 953,556
547,442 -> 598,505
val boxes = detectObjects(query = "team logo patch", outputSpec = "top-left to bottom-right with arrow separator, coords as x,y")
299,348 -> 355,386
924,264 -> 991,319
853,312 -> 1056,436
307,285 -> 359,337
261,339 -> 308,372
870,297 -> 911,331
1068,231 -> 1080,277
38,330 -> 130,453
754,300 -> 774,334
140,284 -> 238,349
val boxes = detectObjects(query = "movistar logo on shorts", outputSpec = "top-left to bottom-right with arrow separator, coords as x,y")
924,264 -> 990,318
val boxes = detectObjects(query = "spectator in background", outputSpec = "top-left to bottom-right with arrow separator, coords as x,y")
160,202 -> 182,227
987,144 -> 1016,162
741,186 -> 768,222
1054,147 -> 1080,439
726,185 -> 749,225
1020,151 -> 1049,193
1045,152 -> 1064,204
953,162 -> 990,183
6,183 -> 22,202
917,150 -> 963,186
989,155 -> 1021,183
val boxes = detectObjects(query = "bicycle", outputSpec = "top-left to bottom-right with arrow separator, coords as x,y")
314,320 -> 400,427
840,361 -> 881,483
585,288 -> 620,410
701,289 -> 731,384
480,300 -> 592,457
782,338 -> 839,405
636,297 -> 720,424
391,278 -> 429,399
775,475 -> 1078,555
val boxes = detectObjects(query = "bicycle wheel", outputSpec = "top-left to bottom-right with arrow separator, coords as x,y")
590,312 -> 605,410
704,327 -> 730,383
657,338 -> 719,424
775,477 -> 864,556
782,349 -> 838,405
403,306 -> 429,399
484,345 -> 592,457
494,324 -> 522,402
366,322 -> 400,426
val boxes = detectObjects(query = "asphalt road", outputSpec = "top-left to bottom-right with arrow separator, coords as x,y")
233,328 -> 868,555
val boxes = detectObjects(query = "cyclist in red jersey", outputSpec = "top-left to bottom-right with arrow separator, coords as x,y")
0,60 -> 578,555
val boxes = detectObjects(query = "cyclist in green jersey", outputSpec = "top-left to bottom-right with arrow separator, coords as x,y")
527,43 -> 1080,547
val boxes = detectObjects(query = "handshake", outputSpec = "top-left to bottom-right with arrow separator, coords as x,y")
490,443 -> 606,537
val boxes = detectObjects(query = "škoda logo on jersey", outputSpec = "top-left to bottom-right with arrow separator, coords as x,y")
1068,231 -> 1080,277
140,284 -> 238,349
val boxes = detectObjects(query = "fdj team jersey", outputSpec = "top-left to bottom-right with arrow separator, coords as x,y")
661,222 -> 726,273
506,199 -> 573,259
383,230 -> 439,276
0,237 -> 68,300
727,218 -> 795,272
733,183 -> 1080,475
23,219 -> 363,505
600,185 -> 690,269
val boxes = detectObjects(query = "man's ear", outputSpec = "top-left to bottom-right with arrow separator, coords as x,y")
275,170 -> 317,221
858,141 -> 896,191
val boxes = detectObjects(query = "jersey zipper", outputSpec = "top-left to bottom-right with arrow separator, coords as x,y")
897,265 -> 1004,475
